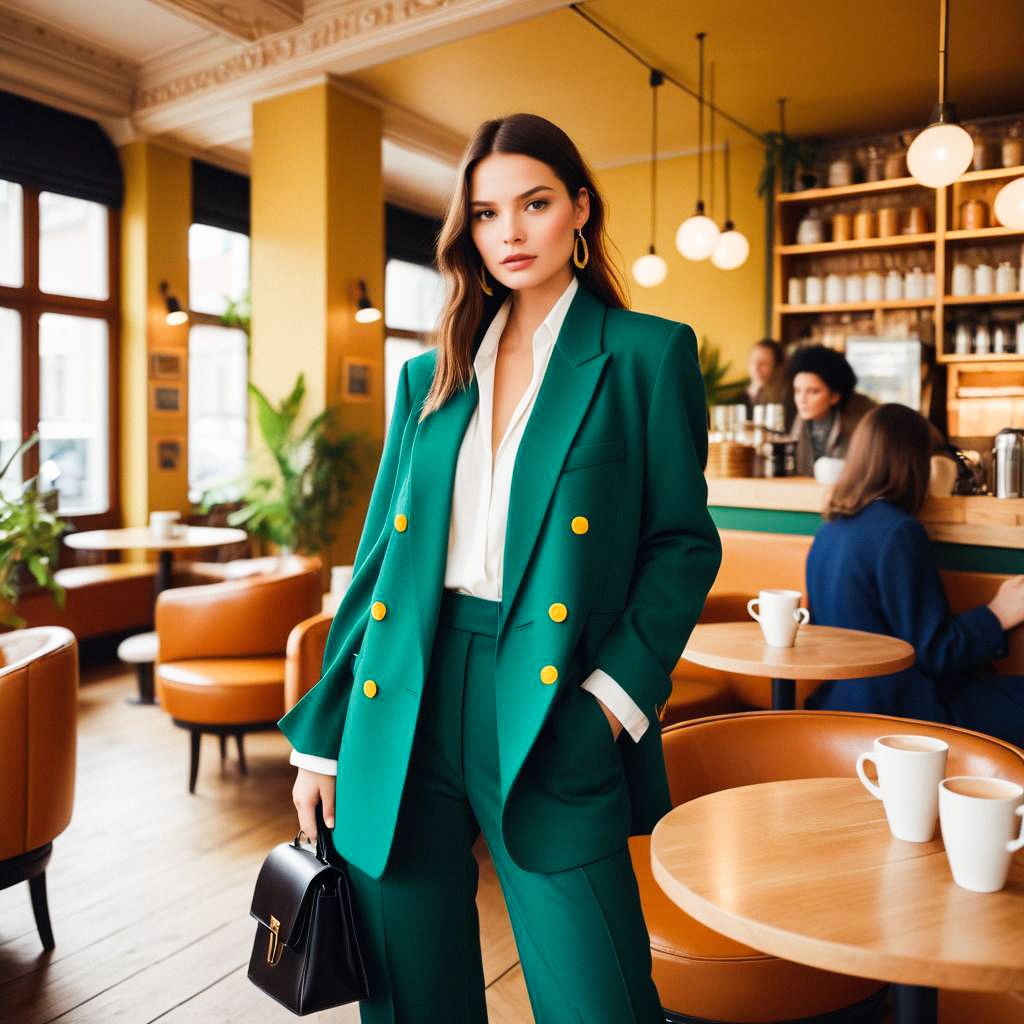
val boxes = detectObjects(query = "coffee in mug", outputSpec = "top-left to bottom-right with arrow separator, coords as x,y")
856,734 -> 949,842
939,776 -> 1024,892
747,589 -> 810,647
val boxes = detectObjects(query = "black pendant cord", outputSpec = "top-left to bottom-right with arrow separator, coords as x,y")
568,4 -> 765,145
709,59 -> 716,218
724,138 -> 733,228
939,0 -> 949,108
649,69 -> 663,253
696,32 -> 705,212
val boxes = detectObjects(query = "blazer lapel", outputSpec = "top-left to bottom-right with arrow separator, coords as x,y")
497,283 -> 610,639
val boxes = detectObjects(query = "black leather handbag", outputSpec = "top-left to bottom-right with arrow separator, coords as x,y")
248,803 -> 369,1015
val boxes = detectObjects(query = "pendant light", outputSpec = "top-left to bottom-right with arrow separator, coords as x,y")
994,177 -> 1024,230
676,32 -> 719,261
906,0 -> 973,188
711,140 -> 751,269
632,69 -> 668,288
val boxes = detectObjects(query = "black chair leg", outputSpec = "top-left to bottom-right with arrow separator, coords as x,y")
219,734 -> 227,765
236,732 -> 247,775
189,729 -> 201,793
28,871 -> 55,950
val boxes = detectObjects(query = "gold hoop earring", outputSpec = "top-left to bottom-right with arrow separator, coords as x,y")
572,228 -> 589,269
478,261 -> 493,296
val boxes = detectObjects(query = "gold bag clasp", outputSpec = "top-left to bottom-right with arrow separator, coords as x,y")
266,915 -> 284,966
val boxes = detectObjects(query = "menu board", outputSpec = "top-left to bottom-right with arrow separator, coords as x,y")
845,338 -> 922,411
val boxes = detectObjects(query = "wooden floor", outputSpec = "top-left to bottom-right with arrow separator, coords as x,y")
0,657 -> 534,1023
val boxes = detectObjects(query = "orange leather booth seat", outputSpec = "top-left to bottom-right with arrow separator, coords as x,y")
155,555 -> 323,726
631,711 -> 1024,1023
0,626 -> 78,950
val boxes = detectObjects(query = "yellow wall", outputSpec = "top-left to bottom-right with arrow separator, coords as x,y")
118,141 -> 192,532
597,138 -> 767,384
251,82 -> 384,569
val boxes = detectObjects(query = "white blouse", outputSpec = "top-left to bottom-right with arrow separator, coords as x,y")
290,275 -> 648,777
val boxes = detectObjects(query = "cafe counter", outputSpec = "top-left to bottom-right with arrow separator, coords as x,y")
707,478 -> 1024,574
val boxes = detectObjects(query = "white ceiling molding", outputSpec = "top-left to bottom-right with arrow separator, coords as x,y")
0,7 -> 136,118
148,0 -> 304,43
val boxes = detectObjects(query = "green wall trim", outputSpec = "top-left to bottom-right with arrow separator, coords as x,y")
709,505 -> 1024,575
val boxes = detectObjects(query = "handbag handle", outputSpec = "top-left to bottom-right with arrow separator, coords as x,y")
291,802 -> 333,866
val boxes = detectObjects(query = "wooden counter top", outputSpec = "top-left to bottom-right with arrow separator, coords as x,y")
707,477 -> 1024,550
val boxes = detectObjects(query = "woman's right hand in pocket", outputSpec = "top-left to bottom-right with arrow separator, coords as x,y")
292,767 -> 336,839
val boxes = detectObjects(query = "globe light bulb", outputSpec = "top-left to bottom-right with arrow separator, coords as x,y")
906,121 -> 974,188
994,177 -> 1024,230
710,225 -> 750,270
675,209 -> 720,261
632,251 -> 668,287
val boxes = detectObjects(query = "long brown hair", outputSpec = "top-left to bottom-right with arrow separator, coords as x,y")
825,403 -> 934,520
420,113 -> 628,420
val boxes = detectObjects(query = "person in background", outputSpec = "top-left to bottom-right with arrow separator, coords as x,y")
805,403 -> 1024,746
786,344 -> 875,476
744,338 -> 789,416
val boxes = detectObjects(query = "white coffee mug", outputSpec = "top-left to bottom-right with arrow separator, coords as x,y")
747,589 -> 809,647
939,776 -> 1024,892
856,734 -> 949,842
149,510 -> 181,540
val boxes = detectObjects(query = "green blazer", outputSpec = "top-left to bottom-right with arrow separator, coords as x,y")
278,279 -> 722,879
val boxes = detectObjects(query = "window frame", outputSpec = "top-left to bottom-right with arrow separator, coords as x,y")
0,183 -> 121,528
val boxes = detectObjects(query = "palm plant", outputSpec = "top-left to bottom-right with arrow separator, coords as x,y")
0,432 -> 69,627
698,336 -> 749,408
198,373 -> 367,556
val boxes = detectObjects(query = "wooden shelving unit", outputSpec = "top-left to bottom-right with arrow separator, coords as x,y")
772,151 -> 1024,435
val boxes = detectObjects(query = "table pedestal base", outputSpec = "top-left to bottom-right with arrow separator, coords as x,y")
771,677 -> 796,710
891,983 -> 937,1024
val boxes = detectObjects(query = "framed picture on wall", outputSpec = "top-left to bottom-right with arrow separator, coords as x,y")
342,357 -> 373,402
154,437 -> 183,471
149,351 -> 183,380
150,383 -> 183,414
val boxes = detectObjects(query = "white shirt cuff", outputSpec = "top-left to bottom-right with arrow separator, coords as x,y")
290,749 -> 338,775
580,668 -> 650,743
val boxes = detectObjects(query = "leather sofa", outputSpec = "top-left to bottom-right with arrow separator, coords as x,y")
631,710 -> 1024,1023
154,555 -> 323,792
0,626 -> 78,950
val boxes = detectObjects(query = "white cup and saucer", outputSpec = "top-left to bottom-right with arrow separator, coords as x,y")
747,589 -> 809,648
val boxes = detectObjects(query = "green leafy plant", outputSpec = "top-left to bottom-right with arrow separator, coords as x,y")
758,134 -> 822,197
0,432 -> 69,627
699,336 -> 749,408
221,286 -> 251,354
197,373 -> 367,556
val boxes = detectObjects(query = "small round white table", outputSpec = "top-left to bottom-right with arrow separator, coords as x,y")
64,526 -> 247,703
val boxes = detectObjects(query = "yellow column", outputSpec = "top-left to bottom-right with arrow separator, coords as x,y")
251,81 -> 384,571
118,142 -> 192,533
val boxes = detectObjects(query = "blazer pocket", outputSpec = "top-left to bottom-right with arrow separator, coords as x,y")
561,438 -> 626,473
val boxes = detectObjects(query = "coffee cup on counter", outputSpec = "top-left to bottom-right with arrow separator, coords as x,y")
149,510 -> 181,539
747,589 -> 809,647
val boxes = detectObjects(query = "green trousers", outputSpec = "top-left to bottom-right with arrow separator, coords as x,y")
346,588 -> 665,1024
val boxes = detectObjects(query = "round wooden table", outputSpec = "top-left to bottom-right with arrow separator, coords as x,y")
65,526 -> 246,702
651,778 -> 1024,1024
682,621 -> 915,709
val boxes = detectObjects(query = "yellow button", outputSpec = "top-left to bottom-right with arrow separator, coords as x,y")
394,513 -> 407,532
371,601 -> 387,620
548,602 -> 567,623
363,679 -> 378,698
571,516 -> 589,534
540,664 -> 558,685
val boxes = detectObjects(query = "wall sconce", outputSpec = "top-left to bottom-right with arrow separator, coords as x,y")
159,281 -> 188,327
354,279 -> 382,323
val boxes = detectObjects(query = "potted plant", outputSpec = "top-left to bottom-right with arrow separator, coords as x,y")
0,432 -> 69,628
759,134 -> 822,197
197,373 -> 368,557
699,336 -> 749,409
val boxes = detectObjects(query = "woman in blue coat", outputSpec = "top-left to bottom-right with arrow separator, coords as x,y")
805,403 -> 1024,745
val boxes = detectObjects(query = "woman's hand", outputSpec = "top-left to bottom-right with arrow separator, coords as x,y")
292,767 -> 336,840
988,575 -> 1024,631
591,694 -> 623,741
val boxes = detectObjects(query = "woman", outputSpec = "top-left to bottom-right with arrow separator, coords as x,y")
805,403 -> 1024,745
279,113 -> 721,1024
743,338 -> 790,419
786,344 -> 875,475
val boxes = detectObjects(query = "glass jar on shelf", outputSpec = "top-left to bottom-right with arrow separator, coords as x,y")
996,260 -> 1017,295
974,260 -> 995,296
1002,123 -> 1024,169
951,260 -> 973,297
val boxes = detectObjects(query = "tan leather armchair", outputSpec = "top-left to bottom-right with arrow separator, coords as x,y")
632,711 -> 1024,1023
154,555 -> 323,792
0,627 -> 78,950
284,610 -> 333,713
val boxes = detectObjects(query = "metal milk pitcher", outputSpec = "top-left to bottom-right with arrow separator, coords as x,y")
993,429 -> 1024,498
